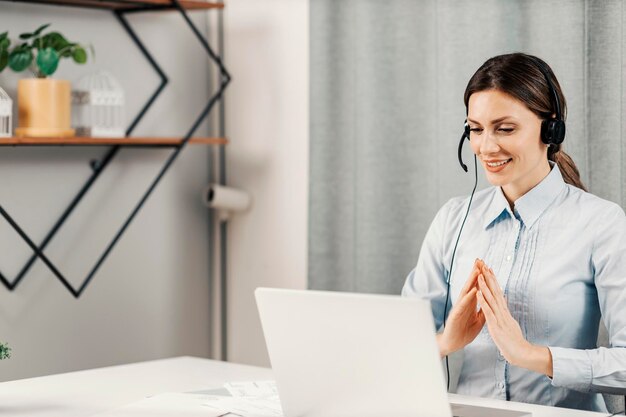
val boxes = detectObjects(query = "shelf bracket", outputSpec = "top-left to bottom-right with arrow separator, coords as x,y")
0,1 -> 227,297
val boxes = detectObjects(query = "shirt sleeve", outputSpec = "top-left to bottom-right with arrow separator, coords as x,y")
401,199 -> 456,331
548,202 -> 626,394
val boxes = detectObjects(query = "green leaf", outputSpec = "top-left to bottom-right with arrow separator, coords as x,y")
0,36 -> 10,62
0,40 -> 8,72
33,23 -> 51,37
15,42 -> 31,53
42,31 -> 69,51
36,47 -> 59,76
0,50 -> 8,72
19,24 -> 50,41
59,42 -> 76,58
0,31 -> 7,41
8,48 -> 32,72
0,36 -> 10,50
72,46 -> 87,64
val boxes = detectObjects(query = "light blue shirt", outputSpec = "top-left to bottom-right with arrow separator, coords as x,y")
402,161 -> 626,412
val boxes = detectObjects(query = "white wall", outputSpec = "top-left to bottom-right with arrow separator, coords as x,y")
0,4 -> 214,380
222,0 -> 309,366
0,0 -> 310,377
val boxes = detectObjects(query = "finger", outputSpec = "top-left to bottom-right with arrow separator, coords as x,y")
481,265 -> 507,312
472,298 -> 486,323
469,308 -> 486,335
476,289 -> 497,326
456,287 -> 478,311
478,274 -> 502,318
475,259 -> 484,273
471,308 -> 487,334
476,308 -> 486,326
484,265 -> 505,299
489,268 -> 505,298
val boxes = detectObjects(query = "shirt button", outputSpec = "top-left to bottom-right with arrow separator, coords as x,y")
497,351 -> 504,361
506,255 -> 512,261
497,382 -> 505,390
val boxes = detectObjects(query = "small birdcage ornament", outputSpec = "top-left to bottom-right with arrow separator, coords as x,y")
0,86 -> 12,138
72,71 -> 125,138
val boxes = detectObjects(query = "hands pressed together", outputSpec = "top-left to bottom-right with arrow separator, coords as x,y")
437,259 -> 553,377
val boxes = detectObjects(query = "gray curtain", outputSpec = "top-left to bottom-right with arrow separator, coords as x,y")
309,0 -> 624,412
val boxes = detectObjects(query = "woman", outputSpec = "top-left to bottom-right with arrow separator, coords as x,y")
402,53 -> 626,412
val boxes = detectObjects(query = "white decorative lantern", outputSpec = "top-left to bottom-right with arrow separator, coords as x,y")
72,71 -> 125,138
0,86 -> 12,138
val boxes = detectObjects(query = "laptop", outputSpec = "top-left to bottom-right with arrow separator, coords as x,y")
255,288 -> 531,417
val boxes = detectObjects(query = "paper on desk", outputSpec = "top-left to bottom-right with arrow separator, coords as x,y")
203,394 -> 283,417
93,392 -> 227,417
223,381 -> 279,398
200,381 -> 283,417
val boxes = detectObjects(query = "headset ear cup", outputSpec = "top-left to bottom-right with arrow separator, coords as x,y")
540,120 -> 551,144
552,120 -> 566,144
464,122 -> 470,139
541,119 -> 566,145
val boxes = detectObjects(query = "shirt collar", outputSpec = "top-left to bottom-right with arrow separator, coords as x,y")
483,161 -> 566,230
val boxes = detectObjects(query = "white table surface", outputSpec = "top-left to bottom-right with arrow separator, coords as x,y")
0,356 -> 609,417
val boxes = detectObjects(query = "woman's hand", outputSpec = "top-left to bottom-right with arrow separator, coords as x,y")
437,259 -> 486,358
476,264 -> 553,376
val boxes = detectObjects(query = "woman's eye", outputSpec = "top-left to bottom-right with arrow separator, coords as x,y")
469,128 -> 483,133
498,128 -> 514,133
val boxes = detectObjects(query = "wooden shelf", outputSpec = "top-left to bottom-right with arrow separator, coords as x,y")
0,0 -> 224,11
0,136 -> 228,146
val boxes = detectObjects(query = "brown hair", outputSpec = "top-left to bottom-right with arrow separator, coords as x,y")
463,53 -> 587,192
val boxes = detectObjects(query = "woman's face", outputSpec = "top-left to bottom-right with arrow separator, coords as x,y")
467,89 -> 551,203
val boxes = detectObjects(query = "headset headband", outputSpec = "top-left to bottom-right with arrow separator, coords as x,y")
528,56 -> 562,122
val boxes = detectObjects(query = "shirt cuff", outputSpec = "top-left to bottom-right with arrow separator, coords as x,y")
548,346 -> 593,392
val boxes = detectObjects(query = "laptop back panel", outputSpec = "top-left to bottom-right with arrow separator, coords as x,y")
255,288 -> 452,417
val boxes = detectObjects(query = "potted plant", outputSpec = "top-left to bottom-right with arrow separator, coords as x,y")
0,24 -> 90,137
0,342 -> 10,360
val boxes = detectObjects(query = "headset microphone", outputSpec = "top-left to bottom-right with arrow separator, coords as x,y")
458,122 -> 471,172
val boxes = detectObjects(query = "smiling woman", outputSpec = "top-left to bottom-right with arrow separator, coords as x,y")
402,53 -> 626,413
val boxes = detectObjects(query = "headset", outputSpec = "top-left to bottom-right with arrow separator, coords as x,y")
457,56 -> 566,173
443,56 -> 566,392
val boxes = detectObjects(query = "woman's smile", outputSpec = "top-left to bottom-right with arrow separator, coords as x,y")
483,158 -> 513,172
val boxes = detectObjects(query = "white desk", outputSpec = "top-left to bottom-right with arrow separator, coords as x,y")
0,356 -> 608,417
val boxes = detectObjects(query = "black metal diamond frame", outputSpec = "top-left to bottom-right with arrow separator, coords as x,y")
0,0 -> 230,297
